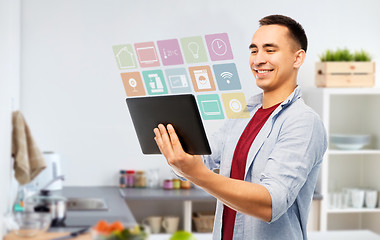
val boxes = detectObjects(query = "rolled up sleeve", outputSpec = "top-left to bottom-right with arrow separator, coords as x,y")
259,112 -> 327,223
202,121 -> 232,171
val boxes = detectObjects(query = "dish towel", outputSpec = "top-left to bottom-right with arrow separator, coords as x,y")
11,111 -> 46,185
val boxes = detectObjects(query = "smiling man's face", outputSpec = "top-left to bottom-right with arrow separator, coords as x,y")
249,24 -> 300,93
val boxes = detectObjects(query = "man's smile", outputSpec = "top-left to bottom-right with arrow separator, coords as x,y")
254,69 -> 274,73
253,68 -> 274,78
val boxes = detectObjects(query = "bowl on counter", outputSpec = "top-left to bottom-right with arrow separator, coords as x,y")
12,211 -> 51,237
330,134 -> 371,150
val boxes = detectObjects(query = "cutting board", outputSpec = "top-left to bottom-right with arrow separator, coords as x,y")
4,231 -> 91,240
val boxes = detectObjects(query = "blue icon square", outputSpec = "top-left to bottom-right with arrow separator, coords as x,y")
164,68 -> 192,94
212,63 -> 241,91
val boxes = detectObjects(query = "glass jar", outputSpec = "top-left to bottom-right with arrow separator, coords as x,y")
135,171 -> 147,188
125,170 -> 135,188
119,170 -> 126,188
25,190 -> 67,227
163,179 -> 173,190
146,168 -> 160,188
180,180 -> 191,189
172,179 -> 180,189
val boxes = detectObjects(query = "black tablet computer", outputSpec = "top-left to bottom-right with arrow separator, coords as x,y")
126,94 -> 211,155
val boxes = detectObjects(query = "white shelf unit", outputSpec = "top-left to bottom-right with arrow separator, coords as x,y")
305,88 -> 380,234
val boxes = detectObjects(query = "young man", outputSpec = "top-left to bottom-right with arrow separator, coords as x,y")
154,15 -> 327,239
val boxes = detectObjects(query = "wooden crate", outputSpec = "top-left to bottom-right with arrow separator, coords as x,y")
315,62 -> 375,87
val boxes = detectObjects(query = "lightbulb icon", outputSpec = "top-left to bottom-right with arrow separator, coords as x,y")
188,42 -> 199,59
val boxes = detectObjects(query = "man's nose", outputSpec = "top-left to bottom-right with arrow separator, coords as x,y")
253,51 -> 267,66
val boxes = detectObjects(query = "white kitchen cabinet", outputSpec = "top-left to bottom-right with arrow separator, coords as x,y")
305,88 -> 380,234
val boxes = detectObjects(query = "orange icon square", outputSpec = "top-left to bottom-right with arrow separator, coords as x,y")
121,72 -> 146,97
188,66 -> 216,92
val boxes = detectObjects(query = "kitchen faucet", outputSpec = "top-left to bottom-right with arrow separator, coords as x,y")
40,175 -> 65,193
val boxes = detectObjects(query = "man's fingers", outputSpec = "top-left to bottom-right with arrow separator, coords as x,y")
158,124 -> 170,142
154,124 -> 190,167
155,124 -> 175,158
167,124 -> 185,154
153,127 -> 165,153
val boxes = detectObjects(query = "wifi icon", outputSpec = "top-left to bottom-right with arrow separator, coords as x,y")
213,63 -> 241,91
220,71 -> 233,84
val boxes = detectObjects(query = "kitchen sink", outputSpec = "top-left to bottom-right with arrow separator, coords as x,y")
66,198 -> 108,211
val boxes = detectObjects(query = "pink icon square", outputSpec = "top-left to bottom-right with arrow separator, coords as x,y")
134,42 -> 161,68
157,39 -> 184,66
205,33 -> 234,61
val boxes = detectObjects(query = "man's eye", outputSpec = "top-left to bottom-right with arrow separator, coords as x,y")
267,49 -> 275,53
250,49 -> 257,54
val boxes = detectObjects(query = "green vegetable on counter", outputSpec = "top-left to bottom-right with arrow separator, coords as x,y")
170,230 -> 197,240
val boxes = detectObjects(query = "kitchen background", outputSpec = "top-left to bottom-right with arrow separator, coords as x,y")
1,0 -> 380,237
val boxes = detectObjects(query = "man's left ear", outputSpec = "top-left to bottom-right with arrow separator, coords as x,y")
293,49 -> 306,69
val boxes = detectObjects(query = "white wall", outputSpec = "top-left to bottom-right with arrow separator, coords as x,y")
0,0 -> 20,237
19,0 -> 380,186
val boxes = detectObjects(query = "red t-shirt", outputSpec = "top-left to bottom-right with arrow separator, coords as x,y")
222,103 -> 280,240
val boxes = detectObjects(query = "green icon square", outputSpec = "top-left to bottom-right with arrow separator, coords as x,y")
142,70 -> 168,95
180,36 -> 208,64
112,44 -> 138,70
196,94 -> 224,120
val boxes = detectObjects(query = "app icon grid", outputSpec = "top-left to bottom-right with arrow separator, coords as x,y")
113,33 -> 249,120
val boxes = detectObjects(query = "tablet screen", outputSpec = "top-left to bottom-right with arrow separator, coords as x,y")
126,94 -> 211,155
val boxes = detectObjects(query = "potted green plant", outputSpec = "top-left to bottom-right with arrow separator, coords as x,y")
315,48 -> 375,87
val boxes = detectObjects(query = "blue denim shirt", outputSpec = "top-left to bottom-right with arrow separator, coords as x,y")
202,87 -> 327,240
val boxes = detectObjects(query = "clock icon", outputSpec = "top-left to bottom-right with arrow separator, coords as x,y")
211,39 -> 227,56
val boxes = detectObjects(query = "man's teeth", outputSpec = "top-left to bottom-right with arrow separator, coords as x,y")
256,70 -> 271,73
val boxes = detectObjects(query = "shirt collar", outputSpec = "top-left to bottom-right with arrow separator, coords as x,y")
246,86 -> 302,109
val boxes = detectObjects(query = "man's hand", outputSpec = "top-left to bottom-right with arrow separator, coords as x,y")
153,124 -> 272,222
153,124 -> 206,180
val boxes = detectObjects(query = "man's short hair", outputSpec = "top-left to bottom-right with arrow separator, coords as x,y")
259,15 -> 308,53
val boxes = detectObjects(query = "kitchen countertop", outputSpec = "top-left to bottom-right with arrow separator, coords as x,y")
4,232 -> 91,240
4,232 -> 212,240
50,186 -> 136,231
5,229 -> 379,240
3,186 -> 341,240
